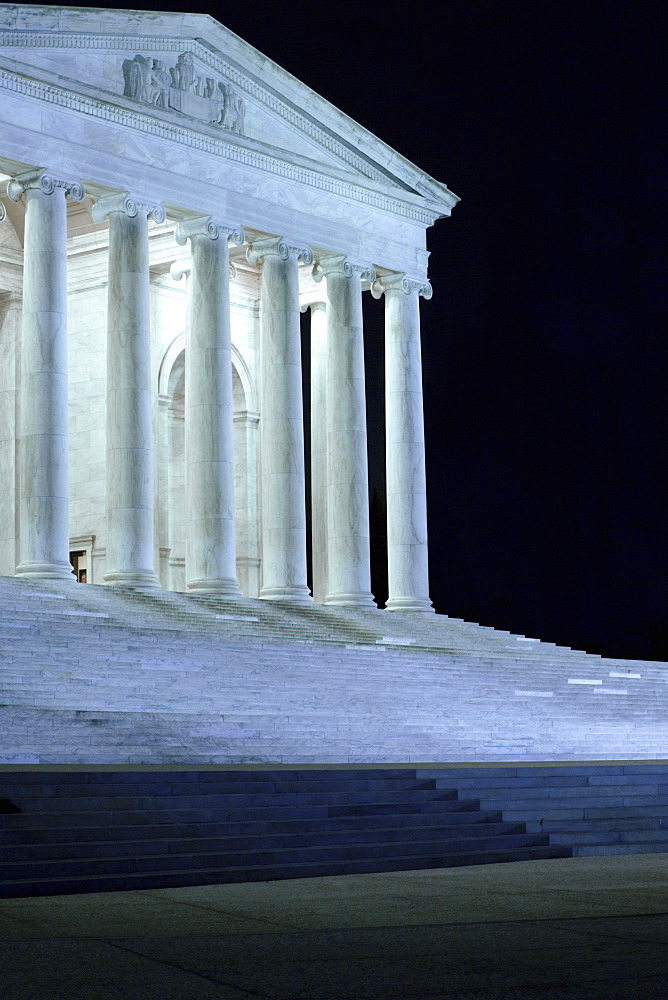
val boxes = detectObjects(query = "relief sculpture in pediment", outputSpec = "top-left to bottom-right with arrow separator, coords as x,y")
122,50 -> 245,134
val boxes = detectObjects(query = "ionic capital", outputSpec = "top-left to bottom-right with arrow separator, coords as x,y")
312,255 -> 375,284
371,273 -> 433,300
7,168 -> 84,204
175,215 -> 244,247
0,203 -> 5,222
91,192 -> 165,224
246,236 -> 313,267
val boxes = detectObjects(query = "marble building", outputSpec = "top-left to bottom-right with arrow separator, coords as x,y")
0,4 -> 459,612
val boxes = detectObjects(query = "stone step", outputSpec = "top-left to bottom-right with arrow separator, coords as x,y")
573,842 -> 668,857
0,812 -> 509,845
525,816 -> 666,834
502,803 -> 668,822
2,575 -> 666,765
0,845 -> 574,899
0,805 -> 499,838
546,828 -> 668,846
0,824 -> 536,863
0,776 -> 438,797
0,576 -> 621,660
0,765 -> 573,898
0,797 -> 483,827
4,787 -> 464,811
445,781 -> 668,799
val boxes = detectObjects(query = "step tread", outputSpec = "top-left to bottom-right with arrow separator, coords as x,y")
0,845 -> 574,897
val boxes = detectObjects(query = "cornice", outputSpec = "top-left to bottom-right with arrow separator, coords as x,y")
0,31 -> 405,192
0,52 -> 448,225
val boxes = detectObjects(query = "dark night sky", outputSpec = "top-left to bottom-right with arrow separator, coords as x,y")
63,1 -> 668,658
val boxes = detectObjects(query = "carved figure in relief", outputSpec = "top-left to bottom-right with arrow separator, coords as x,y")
218,83 -> 246,134
150,59 -> 171,109
122,54 -> 170,108
122,50 -> 245,135
122,54 -> 152,102
170,51 -> 197,92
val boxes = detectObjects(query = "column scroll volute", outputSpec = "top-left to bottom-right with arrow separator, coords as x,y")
370,272 -> 432,300
174,215 -> 244,247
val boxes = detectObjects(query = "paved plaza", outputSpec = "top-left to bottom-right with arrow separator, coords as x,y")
1,853 -> 667,999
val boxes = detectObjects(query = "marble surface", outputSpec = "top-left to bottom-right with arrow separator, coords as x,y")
95,198 -> 160,589
177,218 -> 242,596
249,238 -> 311,603
308,300 -> 328,604
0,4 -> 458,273
381,277 -> 433,612
10,173 -> 77,579
0,6 -> 457,605
317,259 -> 375,609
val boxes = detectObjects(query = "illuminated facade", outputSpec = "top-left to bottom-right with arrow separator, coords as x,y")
0,4 -> 458,610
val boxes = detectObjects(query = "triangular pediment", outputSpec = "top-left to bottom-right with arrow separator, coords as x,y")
0,5 -> 459,217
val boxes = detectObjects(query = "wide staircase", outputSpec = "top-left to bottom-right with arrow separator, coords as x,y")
1,575 -> 667,763
0,768 -> 571,898
1,765 -> 667,899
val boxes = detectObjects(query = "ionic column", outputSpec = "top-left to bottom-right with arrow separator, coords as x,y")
174,215 -> 243,595
247,236 -> 312,603
8,169 -> 84,579
92,193 -> 164,589
308,300 -> 328,603
372,273 -> 434,612
313,256 -> 376,608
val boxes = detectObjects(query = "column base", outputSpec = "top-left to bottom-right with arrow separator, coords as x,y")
103,570 -> 160,590
15,561 -> 75,581
187,577 -> 242,597
260,585 -> 313,604
385,596 -> 435,613
325,590 -> 377,609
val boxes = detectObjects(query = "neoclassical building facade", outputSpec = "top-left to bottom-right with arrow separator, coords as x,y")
0,5 -> 459,612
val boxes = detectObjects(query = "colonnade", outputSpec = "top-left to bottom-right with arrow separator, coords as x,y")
5,167 -> 434,612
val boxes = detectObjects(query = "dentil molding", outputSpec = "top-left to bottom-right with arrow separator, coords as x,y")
0,31 -> 400,191
0,60 -> 445,226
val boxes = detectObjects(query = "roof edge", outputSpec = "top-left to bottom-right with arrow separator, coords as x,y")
0,5 -> 460,212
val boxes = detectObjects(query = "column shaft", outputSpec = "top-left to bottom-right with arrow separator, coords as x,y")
250,238 -> 311,602
309,301 -> 328,603
95,196 -> 161,588
383,279 -> 434,612
179,219 -> 241,594
10,171 -> 82,579
323,265 -> 375,607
